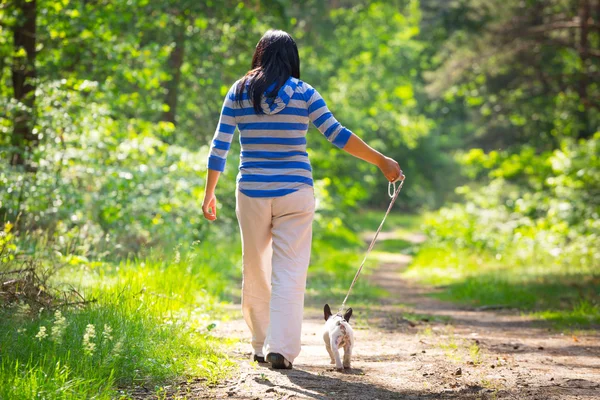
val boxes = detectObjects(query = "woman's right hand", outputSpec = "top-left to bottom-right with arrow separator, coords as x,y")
378,156 -> 404,182
202,192 -> 217,221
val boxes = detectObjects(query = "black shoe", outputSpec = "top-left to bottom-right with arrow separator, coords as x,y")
267,353 -> 293,369
252,354 -> 266,363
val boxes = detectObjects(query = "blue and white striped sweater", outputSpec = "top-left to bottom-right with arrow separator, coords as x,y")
207,77 -> 352,198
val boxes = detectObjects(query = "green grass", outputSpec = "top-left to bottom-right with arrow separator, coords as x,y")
0,222 -> 390,399
349,210 -> 423,235
0,242 -> 240,399
405,244 -> 600,329
307,231 -> 387,306
0,210 -> 422,398
372,237 -> 415,254
307,212 -> 423,307
532,300 -> 600,329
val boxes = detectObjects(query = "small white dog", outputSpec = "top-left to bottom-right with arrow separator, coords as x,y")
323,304 -> 354,370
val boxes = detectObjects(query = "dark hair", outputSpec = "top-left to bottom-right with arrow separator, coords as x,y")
236,30 -> 300,114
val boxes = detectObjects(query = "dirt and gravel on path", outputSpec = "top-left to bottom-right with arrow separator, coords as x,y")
173,232 -> 599,400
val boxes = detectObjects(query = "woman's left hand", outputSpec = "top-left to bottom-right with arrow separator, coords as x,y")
202,192 -> 217,221
378,156 -> 403,182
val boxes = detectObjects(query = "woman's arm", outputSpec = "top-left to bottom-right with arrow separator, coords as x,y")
343,133 -> 403,182
202,169 -> 221,221
304,84 -> 403,182
202,83 -> 238,221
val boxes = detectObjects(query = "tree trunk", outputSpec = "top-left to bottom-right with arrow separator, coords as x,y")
11,0 -> 37,166
161,23 -> 185,129
577,0 -> 591,139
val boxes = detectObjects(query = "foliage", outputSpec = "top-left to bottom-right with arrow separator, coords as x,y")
1,0 -> 283,257
422,0 -> 599,150
1,0 -> 599,395
405,0 -> 600,329
298,1 -> 450,209
406,134 -> 600,328
1,80 -> 239,258
0,222 -> 16,263
427,134 -> 600,269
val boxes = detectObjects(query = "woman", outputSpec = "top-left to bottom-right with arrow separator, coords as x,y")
202,30 -> 403,370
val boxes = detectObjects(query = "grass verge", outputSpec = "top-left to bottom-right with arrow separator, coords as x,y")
404,244 -> 600,329
0,242 -> 239,399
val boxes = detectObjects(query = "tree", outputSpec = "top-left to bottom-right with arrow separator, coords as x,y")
423,0 -> 600,150
10,0 -> 37,167
161,17 -> 185,126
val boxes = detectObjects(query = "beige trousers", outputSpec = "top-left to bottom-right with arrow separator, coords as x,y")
235,187 -> 315,363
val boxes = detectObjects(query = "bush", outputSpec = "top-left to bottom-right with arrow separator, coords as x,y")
425,134 -> 600,271
0,81 -> 239,260
405,134 -> 600,328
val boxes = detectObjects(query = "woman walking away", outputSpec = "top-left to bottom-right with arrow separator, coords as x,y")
202,30 -> 403,370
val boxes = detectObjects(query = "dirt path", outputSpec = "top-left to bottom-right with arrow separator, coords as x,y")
183,232 -> 599,399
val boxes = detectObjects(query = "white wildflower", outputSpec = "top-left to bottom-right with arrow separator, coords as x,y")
35,326 -> 48,341
82,324 -> 96,356
102,324 -> 113,342
106,339 -> 124,363
50,310 -> 67,344
174,245 -> 181,264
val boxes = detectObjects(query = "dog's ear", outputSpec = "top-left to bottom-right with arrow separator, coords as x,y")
324,304 -> 332,321
343,308 -> 353,323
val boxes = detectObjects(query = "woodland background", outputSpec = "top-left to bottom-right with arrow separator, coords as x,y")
0,1 -> 598,398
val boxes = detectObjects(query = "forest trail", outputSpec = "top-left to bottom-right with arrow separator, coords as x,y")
179,230 -> 599,400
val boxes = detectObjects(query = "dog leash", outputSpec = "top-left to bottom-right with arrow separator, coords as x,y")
338,178 -> 405,314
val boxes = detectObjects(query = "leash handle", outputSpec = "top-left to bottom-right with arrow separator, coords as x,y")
339,178 -> 405,313
388,174 -> 404,198
388,181 -> 396,198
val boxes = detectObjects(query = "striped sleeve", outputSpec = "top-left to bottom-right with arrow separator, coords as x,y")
207,83 -> 238,172
304,84 -> 352,149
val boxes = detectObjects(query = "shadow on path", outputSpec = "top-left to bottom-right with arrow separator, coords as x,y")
193,224 -> 600,400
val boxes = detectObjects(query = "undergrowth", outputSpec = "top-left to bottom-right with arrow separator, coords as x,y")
405,244 -> 600,329
0,234 -> 239,399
